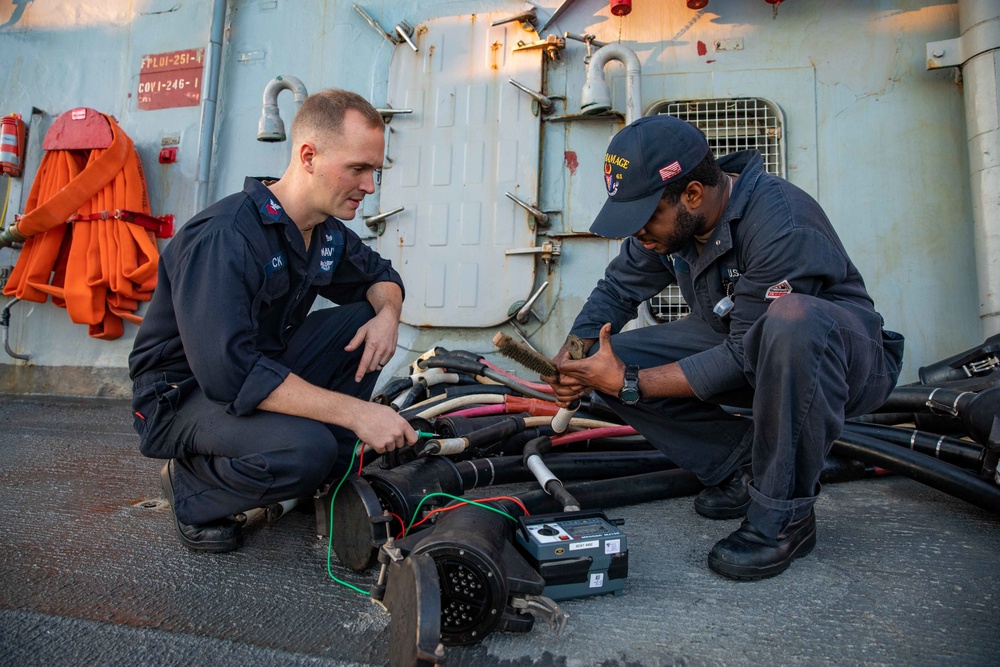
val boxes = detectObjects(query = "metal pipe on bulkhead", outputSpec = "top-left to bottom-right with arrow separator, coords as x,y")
580,43 -> 642,124
256,75 -> 309,142
195,0 -> 228,212
958,0 -> 1000,337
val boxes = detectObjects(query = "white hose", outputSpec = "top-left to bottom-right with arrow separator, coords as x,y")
550,407 -> 575,434
423,370 -> 461,387
525,454 -> 559,492
391,369 -> 461,409
415,393 -> 506,419
426,438 -> 467,456
521,416 -> 624,430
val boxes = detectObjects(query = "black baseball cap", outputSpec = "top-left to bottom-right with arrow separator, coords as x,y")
590,115 -> 709,238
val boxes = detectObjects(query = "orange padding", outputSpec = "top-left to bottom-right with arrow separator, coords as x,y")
3,113 -> 158,340
504,395 -> 562,417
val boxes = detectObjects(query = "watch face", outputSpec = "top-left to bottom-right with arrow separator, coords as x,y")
620,365 -> 641,404
619,387 -> 640,404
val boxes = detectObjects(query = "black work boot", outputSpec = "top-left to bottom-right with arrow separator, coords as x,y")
707,510 -> 816,580
161,461 -> 243,553
694,465 -> 752,519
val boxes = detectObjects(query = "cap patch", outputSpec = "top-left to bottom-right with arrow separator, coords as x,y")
659,161 -> 682,181
765,279 -> 793,300
260,198 -> 283,220
604,162 -> 619,196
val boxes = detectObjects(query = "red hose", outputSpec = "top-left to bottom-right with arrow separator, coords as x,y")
481,359 -> 555,393
551,426 -> 638,446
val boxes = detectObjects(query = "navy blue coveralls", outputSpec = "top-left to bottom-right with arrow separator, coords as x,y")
129,178 -> 404,525
572,150 -> 904,538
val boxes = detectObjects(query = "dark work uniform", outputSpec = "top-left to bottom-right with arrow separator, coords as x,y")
129,178 -> 403,525
572,150 -> 904,538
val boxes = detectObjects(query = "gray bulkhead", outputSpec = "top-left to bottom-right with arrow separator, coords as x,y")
0,0 -> 982,397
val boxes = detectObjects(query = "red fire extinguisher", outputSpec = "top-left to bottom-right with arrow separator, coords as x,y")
1,114 -> 26,177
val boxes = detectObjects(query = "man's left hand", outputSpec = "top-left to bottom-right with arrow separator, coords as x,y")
557,323 -> 626,397
345,308 -> 399,382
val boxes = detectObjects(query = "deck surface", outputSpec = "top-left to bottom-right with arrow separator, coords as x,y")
1,395 -> 998,666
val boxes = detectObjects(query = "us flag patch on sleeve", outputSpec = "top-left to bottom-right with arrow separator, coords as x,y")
765,279 -> 793,300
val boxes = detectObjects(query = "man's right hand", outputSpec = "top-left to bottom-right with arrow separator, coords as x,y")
352,402 -> 418,454
542,338 -> 596,408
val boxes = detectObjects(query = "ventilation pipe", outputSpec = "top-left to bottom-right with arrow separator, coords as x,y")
257,75 -> 309,142
580,43 -> 642,124
194,0 -> 227,212
928,0 -> 1000,337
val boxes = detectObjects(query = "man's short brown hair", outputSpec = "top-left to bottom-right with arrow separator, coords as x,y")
291,89 -> 384,144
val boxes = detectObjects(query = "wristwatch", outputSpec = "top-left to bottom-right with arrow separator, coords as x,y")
618,365 -> 641,405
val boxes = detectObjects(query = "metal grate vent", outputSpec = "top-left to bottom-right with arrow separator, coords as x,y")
644,98 -> 785,323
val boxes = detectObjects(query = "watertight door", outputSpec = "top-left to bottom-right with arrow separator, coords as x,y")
377,14 -> 543,328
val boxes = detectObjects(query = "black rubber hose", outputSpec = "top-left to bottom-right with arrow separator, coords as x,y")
875,386 -> 1000,450
831,431 -> 1000,514
443,349 -> 483,363
458,416 -> 527,450
434,414 -> 529,439
522,435 -> 552,464
398,391 -> 487,420
372,377 -> 414,405
876,386 -> 978,415
473,422 -> 652,458
579,395 -> 625,423
547,481 -> 580,511
961,387 -> 1000,449
419,355 -> 554,401
419,355 -> 488,375
849,412 -> 965,435
904,370 -> 1000,393
842,422 -> 985,471
556,435 -> 656,452
521,435 -> 581,510
399,384 -> 516,420
476,425 -> 553,457
819,455 -> 872,484
488,468 -> 704,516
455,451 -> 678,489
440,384 -> 515,398
394,379 -> 430,412
425,371 -> 488,390
917,334 -> 1000,385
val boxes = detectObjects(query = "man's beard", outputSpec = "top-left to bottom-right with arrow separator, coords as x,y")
660,205 -> 706,255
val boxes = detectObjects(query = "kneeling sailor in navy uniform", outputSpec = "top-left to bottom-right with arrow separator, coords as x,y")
129,89 -> 417,552
545,115 -> 904,579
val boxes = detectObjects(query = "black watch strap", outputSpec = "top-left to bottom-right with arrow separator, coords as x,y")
619,365 -> 641,405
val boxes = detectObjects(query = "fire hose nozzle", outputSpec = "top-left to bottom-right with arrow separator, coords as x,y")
0,223 -> 25,249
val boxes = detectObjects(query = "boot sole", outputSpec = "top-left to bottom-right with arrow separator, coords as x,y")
161,462 -> 242,554
707,526 -> 817,581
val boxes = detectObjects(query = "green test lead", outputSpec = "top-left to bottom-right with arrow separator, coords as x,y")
416,430 -> 438,439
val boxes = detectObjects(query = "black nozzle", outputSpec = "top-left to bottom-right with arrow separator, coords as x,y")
404,501 -> 544,646
918,334 -> 1000,385
331,457 -> 465,571
962,387 -> 1000,450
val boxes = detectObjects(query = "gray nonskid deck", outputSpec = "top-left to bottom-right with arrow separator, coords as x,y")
1,395 -> 997,666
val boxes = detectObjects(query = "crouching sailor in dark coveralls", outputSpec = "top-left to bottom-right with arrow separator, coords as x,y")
129,89 -> 417,552
545,115 -> 904,579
